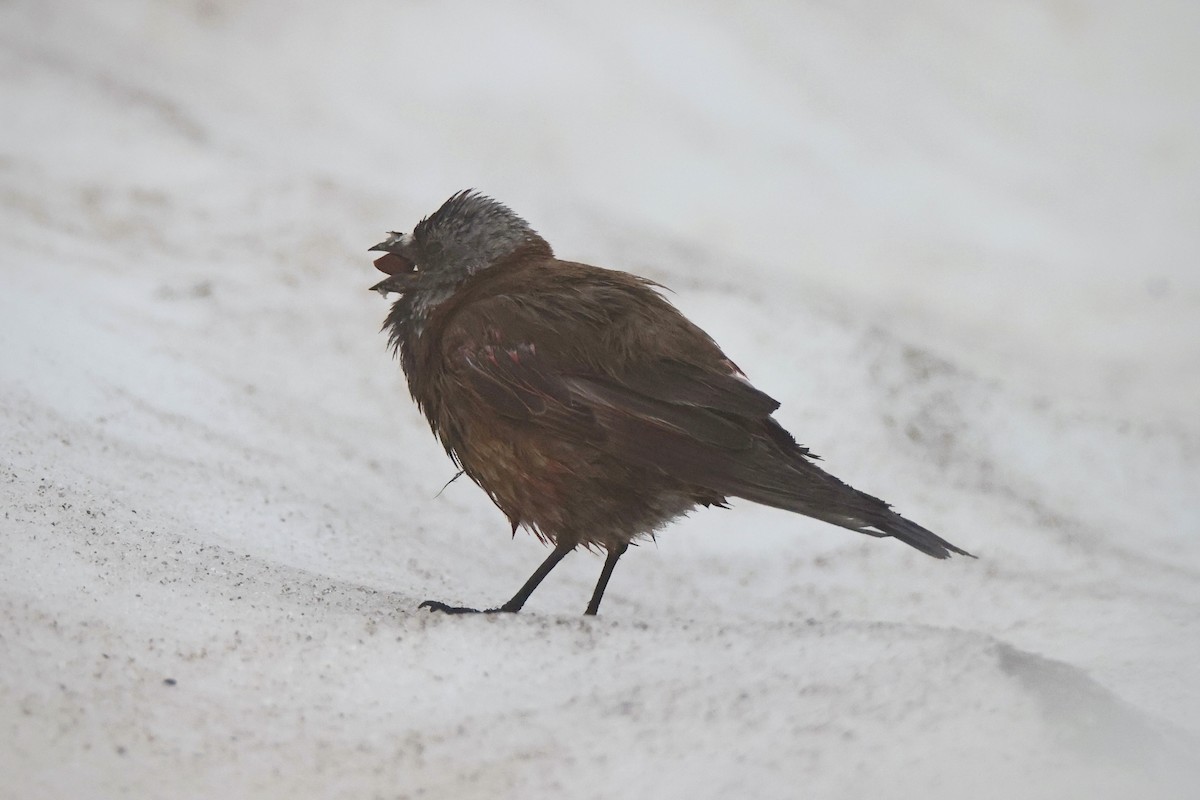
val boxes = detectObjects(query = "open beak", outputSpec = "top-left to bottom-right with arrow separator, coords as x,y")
369,233 -> 418,297
370,272 -> 419,297
369,232 -> 408,254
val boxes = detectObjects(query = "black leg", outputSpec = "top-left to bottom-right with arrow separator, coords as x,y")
584,542 -> 629,616
420,542 -> 574,615
497,542 -> 573,612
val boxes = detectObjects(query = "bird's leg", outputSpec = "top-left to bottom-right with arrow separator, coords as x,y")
495,542 -> 573,612
584,542 -> 629,616
419,542 -> 573,615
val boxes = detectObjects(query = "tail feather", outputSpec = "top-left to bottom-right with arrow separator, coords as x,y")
866,512 -> 974,560
720,456 -> 974,559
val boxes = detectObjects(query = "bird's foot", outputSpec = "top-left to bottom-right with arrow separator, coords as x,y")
418,600 -> 517,615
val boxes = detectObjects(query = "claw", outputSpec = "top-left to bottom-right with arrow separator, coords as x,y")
418,600 -> 516,615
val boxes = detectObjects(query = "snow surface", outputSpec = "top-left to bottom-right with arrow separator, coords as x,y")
3,1 -> 1199,798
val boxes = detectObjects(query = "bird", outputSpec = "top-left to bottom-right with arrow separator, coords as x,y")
370,190 -> 973,616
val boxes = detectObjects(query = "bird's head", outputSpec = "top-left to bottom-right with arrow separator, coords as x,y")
369,190 -> 552,303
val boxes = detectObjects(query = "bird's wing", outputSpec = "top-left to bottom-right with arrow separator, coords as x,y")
437,287 -> 801,478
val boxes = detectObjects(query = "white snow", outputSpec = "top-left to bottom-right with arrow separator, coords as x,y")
2,1 -> 1199,798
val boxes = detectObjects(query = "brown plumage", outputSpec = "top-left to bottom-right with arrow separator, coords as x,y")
371,191 -> 972,616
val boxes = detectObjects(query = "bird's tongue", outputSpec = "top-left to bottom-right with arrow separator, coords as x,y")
374,252 -> 414,275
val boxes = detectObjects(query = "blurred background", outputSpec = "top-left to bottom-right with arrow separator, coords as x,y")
5,0 -> 1198,417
